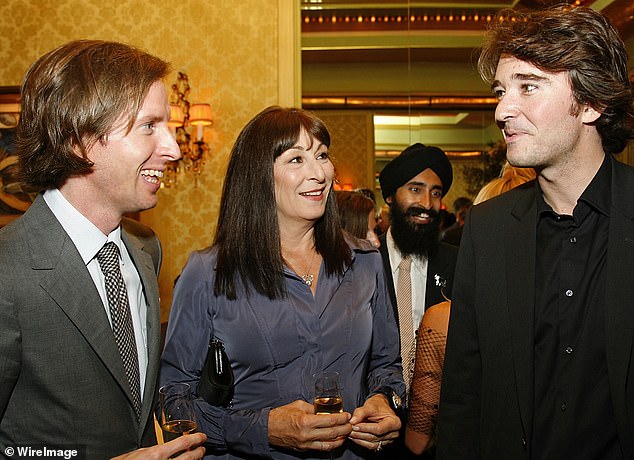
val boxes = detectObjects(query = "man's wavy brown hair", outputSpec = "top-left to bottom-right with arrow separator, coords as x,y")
478,5 -> 633,154
17,40 -> 170,189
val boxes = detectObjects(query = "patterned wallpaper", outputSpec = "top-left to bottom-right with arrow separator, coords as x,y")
0,0 -> 282,322
313,111 -> 375,191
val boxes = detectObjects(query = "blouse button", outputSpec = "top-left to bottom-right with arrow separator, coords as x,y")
565,289 -> 574,297
569,236 -> 577,243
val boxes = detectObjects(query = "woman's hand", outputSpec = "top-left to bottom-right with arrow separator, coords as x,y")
348,394 -> 401,452
268,400 -> 352,452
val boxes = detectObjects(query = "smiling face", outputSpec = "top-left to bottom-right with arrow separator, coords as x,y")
273,129 -> 334,229
387,168 -> 444,256
75,80 -> 180,224
492,55 -> 601,172
388,168 -> 444,225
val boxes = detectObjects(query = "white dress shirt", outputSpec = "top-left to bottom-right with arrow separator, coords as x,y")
385,227 -> 428,331
43,189 -> 148,398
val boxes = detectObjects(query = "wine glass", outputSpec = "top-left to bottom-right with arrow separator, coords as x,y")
159,382 -> 197,443
314,371 -> 343,459
313,371 -> 343,415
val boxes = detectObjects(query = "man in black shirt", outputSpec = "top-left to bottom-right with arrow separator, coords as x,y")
437,5 -> 634,459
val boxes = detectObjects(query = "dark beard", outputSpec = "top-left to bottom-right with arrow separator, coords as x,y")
389,201 -> 440,258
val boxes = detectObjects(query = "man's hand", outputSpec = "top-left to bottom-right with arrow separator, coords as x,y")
111,432 -> 206,459
348,394 -> 401,451
268,400 -> 353,452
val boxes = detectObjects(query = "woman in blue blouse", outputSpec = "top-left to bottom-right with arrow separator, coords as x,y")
160,106 -> 405,459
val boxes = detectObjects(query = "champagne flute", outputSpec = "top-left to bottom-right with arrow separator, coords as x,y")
159,382 -> 197,443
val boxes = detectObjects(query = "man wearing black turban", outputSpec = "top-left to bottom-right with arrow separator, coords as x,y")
377,143 -> 458,459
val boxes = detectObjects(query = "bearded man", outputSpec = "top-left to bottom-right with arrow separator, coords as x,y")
377,143 -> 458,459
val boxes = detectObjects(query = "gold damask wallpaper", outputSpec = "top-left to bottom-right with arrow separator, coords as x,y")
0,0 -> 285,321
314,111 -> 375,192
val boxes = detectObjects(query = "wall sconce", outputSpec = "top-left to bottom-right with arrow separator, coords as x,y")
165,72 -> 213,187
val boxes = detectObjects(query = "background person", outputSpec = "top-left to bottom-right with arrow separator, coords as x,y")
439,197 -> 472,246
375,204 -> 391,236
405,300 -> 450,455
473,161 -> 536,205
0,40 -> 205,458
438,6 -> 634,459
160,106 -> 404,459
335,189 -> 381,248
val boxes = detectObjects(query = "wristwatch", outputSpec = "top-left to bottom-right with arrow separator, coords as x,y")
373,386 -> 404,418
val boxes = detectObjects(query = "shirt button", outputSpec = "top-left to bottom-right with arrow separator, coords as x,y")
561,403 -> 567,412
565,346 -> 574,354
565,289 -> 574,297
569,236 -> 577,243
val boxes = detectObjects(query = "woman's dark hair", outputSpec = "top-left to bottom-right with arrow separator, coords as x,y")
478,5 -> 633,154
213,106 -> 351,300
17,40 -> 170,189
335,190 -> 375,240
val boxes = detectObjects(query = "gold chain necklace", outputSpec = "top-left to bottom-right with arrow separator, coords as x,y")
299,250 -> 317,287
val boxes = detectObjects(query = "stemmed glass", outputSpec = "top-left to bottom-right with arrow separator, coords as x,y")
159,382 -> 197,443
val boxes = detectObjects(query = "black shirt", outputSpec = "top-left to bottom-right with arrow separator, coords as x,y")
532,157 -> 622,459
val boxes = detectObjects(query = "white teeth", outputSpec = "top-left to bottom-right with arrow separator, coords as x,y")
141,169 -> 163,178
301,191 -> 322,196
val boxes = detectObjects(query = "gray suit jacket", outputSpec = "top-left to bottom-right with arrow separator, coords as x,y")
438,156 -> 634,459
0,195 -> 162,458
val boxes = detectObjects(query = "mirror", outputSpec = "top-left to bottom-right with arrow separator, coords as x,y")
299,0 -> 634,205
299,0 -> 505,206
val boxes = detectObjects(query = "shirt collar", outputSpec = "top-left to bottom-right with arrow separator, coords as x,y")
43,188 -> 123,265
536,155 -> 611,218
578,155 -> 611,216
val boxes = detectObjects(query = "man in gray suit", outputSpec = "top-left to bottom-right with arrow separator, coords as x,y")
438,6 -> 634,459
0,40 -> 205,459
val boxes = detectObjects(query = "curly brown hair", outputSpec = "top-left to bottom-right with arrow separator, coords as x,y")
478,5 -> 633,154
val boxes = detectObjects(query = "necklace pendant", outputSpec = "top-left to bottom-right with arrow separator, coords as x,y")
301,273 -> 314,286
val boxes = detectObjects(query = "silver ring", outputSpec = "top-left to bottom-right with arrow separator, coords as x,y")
376,440 -> 383,452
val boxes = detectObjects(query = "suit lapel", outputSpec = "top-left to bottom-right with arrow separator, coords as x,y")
506,187 -> 537,441
122,230 -> 161,439
604,160 -> 634,453
25,197 -> 135,409
426,245 -> 454,308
